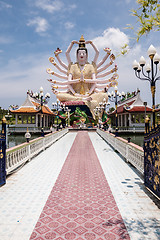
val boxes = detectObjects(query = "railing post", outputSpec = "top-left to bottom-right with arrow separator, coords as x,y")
28,144 -> 31,161
43,137 -> 45,151
126,144 -> 129,162
114,135 -> 116,149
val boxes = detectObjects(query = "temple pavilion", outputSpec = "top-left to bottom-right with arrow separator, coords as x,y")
9,91 -> 55,134
108,89 -> 152,133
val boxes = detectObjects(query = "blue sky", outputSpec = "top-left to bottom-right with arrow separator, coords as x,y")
0,0 -> 160,109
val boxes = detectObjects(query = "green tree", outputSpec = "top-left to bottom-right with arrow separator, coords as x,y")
129,0 -> 160,41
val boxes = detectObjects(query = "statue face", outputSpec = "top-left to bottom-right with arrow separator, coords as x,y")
77,49 -> 87,63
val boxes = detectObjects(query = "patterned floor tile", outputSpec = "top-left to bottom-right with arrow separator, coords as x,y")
29,131 -> 130,239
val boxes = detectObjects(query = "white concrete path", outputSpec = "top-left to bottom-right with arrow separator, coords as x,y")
89,132 -> 160,240
0,131 -> 159,240
0,132 -> 77,240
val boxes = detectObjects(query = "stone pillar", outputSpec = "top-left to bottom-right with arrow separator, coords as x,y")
128,114 -> 131,127
43,115 -> 45,128
15,115 -> 18,126
124,114 -> 127,127
36,115 -> 38,127
46,115 -> 49,127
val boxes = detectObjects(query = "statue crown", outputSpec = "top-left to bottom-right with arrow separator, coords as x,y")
79,35 -> 85,48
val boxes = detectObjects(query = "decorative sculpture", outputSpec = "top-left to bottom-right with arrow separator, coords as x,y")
47,35 -> 118,118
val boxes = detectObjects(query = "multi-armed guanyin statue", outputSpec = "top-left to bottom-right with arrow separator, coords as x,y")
47,35 -> 118,118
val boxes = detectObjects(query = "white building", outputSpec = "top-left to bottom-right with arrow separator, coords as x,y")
9,92 -> 55,134
108,90 -> 152,132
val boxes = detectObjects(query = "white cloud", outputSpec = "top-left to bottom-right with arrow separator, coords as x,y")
27,17 -> 49,33
0,1 -> 12,9
35,0 -> 63,13
64,21 -> 75,30
34,0 -> 76,13
92,28 -> 129,52
69,4 -> 76,9
87,28 -> 152,105
0,36 -> 13,44
0,53 -> 56,108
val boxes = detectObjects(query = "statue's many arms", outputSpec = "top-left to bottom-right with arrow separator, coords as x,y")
47,35 -> 118,118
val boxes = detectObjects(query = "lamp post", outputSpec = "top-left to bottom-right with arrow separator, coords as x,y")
25,127 -> 31,143
132,44 -> 160,128
33,87 -> 50,136
5,110 -> 12,128
60,103 -> 71,127
65,107 -> 71,127
59,103 -> 66,128
52,100 -> 61,131
101,98 -> 110,130
94,99 -> 110,128
103,98 -> 110,112
94,105 -> 103,128
108,86 -> 125,136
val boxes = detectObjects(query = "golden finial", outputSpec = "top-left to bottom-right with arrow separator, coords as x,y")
2,116 -> 6,123
79,35 -> 85,42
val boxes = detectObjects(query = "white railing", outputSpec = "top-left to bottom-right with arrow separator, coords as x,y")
8,126 -> 52,133
6,128 -> 68,175
97,128 -> 144,174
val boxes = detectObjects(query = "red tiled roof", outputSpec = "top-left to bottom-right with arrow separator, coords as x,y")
10,107 -> 39,113
41,105 -> 55,115
109,103 -> 152,116
117,105 -> 124,114
109,100 -> 135,115
32,101 -> 40,108
10,105 -> 55,115
118,100 -> 135,113
125,106 -> 152,112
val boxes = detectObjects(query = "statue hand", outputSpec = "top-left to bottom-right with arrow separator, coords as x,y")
80,72 -> 84,81
47,79 -> 53,82
110,80 -> 118,87
52,88 -> 58,94
52,85 -> 58,89
104,47 -> 111,54
49,57 -> 56,65
85,40 -> 92,44
110,54 -> 115,62
46,68 -> 52,74
54,48 -> 62,56
72,40 -> 79,44
113,73 -> 119,79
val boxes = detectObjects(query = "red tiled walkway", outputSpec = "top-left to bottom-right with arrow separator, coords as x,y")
30,131 -> 130,240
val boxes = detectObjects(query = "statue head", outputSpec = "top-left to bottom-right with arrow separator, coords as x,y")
76,35 -> 88,64
77,48 -> 88,64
